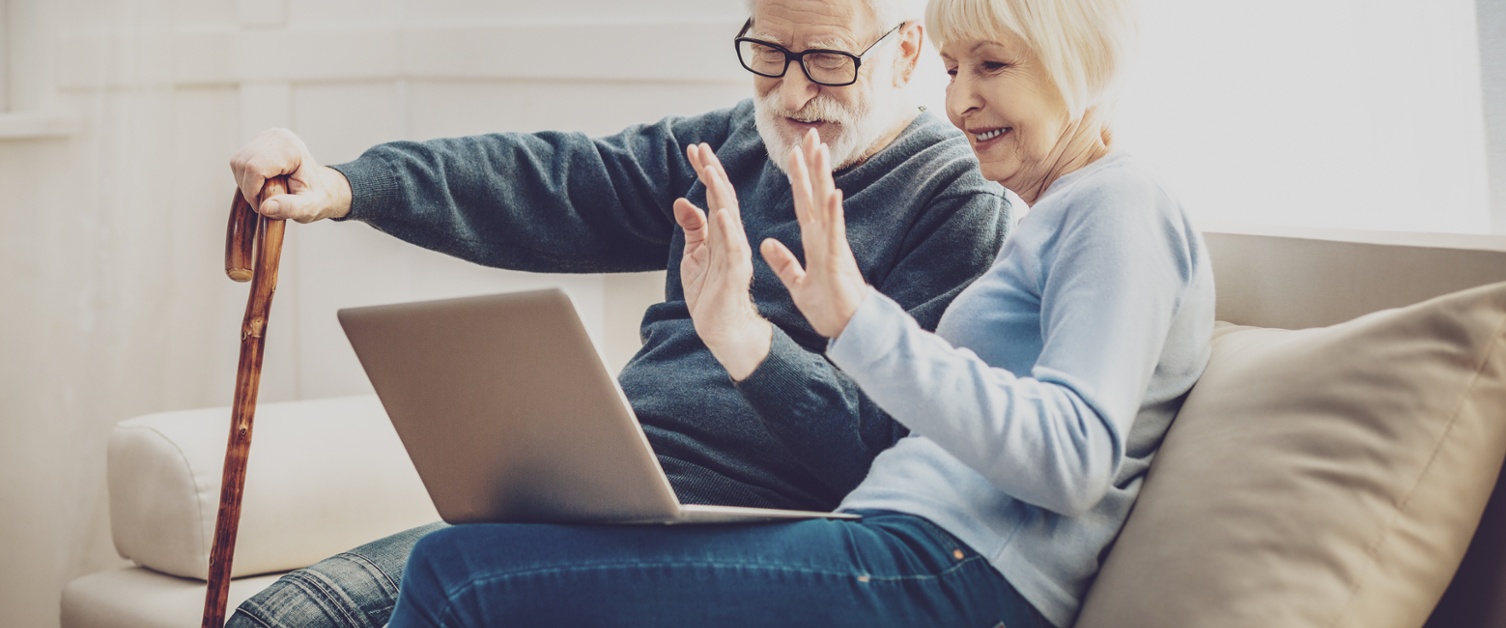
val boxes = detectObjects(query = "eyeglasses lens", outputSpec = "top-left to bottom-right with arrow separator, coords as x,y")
737,41 -> 857,86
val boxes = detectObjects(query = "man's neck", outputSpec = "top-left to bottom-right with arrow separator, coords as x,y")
841,106 -> 920,172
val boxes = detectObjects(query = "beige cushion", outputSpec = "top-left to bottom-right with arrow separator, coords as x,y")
60,567 -> 285,628
1075,281 -> 1506,628
108,395 -> 438,580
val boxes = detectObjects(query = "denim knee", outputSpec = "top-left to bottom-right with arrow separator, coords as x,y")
228,522 -> 448,628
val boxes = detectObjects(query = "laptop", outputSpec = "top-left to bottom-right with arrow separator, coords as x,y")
337,288 -> 859,525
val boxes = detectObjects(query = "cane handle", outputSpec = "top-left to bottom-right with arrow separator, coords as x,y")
225,178 -> 288,282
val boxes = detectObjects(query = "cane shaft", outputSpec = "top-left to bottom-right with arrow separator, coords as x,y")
203,178 -> 286,628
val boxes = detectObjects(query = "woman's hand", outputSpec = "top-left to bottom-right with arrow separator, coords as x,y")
761,129 -> 868,339
673,143 -> 773,381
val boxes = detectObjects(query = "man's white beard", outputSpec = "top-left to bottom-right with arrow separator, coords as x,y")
754,73 -> 909,174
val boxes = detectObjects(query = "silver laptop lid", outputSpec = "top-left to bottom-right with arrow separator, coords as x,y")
337,289 -> 682,524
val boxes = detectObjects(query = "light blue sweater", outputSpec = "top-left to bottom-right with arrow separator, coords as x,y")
832,153 -> 1215,627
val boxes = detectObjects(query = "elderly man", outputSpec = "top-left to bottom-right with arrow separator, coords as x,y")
224,0 -> 1010,625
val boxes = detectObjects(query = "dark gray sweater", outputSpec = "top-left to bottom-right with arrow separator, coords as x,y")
333,99 -> 1010,510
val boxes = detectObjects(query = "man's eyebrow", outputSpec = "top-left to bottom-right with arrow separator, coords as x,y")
804,37 -> 855,51
748,30 -> 787,46
746,31 -> 856,52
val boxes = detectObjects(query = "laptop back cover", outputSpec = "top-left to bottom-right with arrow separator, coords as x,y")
338,289 -> 682,524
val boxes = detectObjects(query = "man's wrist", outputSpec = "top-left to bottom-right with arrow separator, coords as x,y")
324,165 -> 353,220
716,319 -> 773,382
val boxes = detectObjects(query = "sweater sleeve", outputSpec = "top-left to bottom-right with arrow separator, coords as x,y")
827,182 -> 1196,516
732,190 -> 1009,496
330,107 -> 738,273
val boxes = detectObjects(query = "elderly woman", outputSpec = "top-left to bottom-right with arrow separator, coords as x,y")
387,0 -> 1213,625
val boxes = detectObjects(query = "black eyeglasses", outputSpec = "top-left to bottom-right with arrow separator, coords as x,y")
733,20 -> 905,87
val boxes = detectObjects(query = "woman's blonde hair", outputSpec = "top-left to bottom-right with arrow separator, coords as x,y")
925,0 -> 1137,119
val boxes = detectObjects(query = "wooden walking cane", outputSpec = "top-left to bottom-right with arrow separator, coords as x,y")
202,177 -> 288,627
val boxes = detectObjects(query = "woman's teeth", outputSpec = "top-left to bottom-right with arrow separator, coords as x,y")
976,128 -> 1006,141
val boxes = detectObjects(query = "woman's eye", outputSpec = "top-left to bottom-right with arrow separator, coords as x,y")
981,61 -> 1008,72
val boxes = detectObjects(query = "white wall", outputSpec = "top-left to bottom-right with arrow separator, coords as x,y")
1480,0 -> 1506,230
0,1 -> 745,626
1124,0 -> 1489,233
0,0 -> 1495,626
911,0 -> 1493,234
1,2 -> 8,112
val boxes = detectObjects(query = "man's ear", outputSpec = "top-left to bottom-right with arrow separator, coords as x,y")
893,22 -> 925,87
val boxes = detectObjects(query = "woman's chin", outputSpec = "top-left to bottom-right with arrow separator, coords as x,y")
975,161 -> 1019,186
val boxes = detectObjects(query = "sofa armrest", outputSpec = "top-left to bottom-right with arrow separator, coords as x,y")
107,395 -> 438,580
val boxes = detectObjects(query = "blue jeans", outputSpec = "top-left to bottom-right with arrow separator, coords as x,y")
227,522 -> 449,628
389,511 -> 1047,627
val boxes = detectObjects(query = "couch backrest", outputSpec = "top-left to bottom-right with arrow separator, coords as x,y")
1206,226 -> 1506,329
1203,225 -> 1506,627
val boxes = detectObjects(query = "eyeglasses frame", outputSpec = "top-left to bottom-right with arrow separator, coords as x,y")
732,19 -> 907,88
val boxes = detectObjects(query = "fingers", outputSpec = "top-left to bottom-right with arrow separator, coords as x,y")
683,143 -> 754,278
810,143 -> 850,253
789,130 -> 840,228
230,128 -> 312,216
810,140 -> 835,204
259,192 -> 320,224
705,202 -> 727,273
825,187 -> 849,252
233,174 -> 266,213
702,187 -> 745,271
760,238 -> 806,294
710,201 -> 751,259
798,132 -> 837,217
804,142 -> 853,264
786,146 -> 815,226
788,130 -> 847,268
229,140 -> 265,209
673,198 -> 708,247
686,143 -> 740,220
705,208 -> 752,296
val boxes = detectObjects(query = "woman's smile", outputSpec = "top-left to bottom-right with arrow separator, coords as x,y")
970,126 -> 1012,150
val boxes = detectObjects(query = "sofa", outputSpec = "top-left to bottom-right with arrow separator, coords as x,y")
61,225 -> 1506,627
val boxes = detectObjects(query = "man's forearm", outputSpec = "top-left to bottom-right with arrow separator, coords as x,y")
328,133 -> 677,273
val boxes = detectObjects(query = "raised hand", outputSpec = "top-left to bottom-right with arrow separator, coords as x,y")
672,143 -> 772,381
228,128 -> 352,223
760,129 -> 868,339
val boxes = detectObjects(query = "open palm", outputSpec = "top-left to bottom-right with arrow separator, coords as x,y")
672,142 -> 770,380
760,130 -> 868,339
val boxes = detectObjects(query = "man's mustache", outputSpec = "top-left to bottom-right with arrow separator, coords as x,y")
760,96 -> 854,127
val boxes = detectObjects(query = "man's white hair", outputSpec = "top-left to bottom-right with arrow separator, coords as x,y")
744,0 -> 924,172
925,0 -> 1138,119
744,0 -> 925,31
